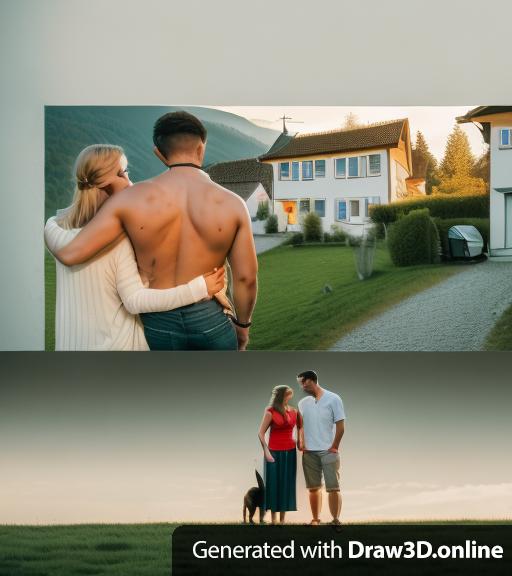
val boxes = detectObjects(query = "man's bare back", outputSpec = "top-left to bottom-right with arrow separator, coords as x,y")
54,110 -> 258,349
120,167 -> 245,289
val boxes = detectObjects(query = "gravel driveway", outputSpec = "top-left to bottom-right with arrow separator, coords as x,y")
330,260 -> 512,351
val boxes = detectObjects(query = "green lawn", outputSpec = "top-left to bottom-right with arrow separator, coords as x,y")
484,303 -> 512,350
248,244 -> 463,350
45,244 -> 465,351
1,521 -> 509,575
0,523 -> 176,576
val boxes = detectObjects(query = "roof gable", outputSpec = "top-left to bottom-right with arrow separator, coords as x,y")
205,158 -> 273,197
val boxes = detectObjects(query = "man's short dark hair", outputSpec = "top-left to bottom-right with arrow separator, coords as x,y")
297,370 -> 318,383
153,111 -> 207,158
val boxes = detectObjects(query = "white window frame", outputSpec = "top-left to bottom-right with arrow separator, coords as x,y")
298,198 -> 311,215
499,128 -> 512,149
279,162 -> 290,180
313,198 -> 326,218
348,156 -> 367,178
292,161 -> 300,181
349,198 -> 361,218
364,196 -> 381,219
368,154 -> 381,176
334,157 -> 347,179
314,159 -> 326,178
302,160 -> 314,180
335,198 -> 348,222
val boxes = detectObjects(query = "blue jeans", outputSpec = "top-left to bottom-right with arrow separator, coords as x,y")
140,299 -> 238,351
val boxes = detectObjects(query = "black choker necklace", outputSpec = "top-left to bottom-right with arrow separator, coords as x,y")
166,162 -> 202,170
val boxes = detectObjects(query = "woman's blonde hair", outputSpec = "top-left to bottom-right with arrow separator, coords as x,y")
269,385 -> 293,422
59,144 -> 124,229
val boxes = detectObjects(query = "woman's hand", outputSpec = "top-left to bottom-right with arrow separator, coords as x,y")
265,451 -> 275,463
203,267 -> 225,296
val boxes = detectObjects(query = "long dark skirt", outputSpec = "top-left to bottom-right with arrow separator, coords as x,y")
264,448 -> 297,512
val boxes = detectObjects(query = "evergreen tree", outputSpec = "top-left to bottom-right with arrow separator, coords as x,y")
411,131 -> 439,194
472,148 -> 490,191
433,124 -> 486,195
440,124 -> 474,178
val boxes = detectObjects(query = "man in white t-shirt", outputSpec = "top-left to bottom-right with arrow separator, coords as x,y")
297,370 -> 346,526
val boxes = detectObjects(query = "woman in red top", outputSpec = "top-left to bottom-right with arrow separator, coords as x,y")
258,385 -> 302,524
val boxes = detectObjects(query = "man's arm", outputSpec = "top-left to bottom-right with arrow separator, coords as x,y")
329,420 -> 345,453
227,201 -> 258,350
52,197 -> 125,266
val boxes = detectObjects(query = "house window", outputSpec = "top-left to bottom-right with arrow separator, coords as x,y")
315,159 -> 326,177
360,156 -> 367,178
350,200 -> 360,217
500,129 -> 512,148
369,154 -> 381,175
292,161 -> 300,180
335,158 -> 346,178
299,199 -> 310,214
279,162 -> 290,180
365,196 -> 381,217
302,161 -> 313,180
348,157 -> 360,177
336,200 -> 347,221
314,199 -> 326,217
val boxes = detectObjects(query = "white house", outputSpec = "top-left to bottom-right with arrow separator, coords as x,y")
259,119 -> 416,234
206,158 -> 273,233
457,106 -> 512,259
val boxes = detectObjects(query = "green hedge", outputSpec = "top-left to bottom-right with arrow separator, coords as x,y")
388,208 -> 441,266
370,193 -> 489,224
433,217 -> 489,257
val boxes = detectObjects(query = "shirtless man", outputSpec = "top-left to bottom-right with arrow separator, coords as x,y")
53,111 -> 258,350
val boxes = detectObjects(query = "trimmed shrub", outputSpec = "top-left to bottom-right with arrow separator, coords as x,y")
329,224 -> 347,243
370,193 -> 489,225
256,201 -> 270,221
433,217 -> 489,257
290,232 -> 304,245
265,214 -> 278,233
302,212 -> 323,242
388,208 -> 441,266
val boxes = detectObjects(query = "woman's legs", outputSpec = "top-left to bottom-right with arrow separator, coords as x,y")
280,512 -> 286,524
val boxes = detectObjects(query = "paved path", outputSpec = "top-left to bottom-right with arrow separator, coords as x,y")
254,234 -> 287,254
330,261 -> 512,351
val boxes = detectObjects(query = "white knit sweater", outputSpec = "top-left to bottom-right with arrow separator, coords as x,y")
44,217 -> 208,351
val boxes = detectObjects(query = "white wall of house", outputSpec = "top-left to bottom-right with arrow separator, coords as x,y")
246,184 -> 271,219
489,120 -> 512,251
266,149 -> 390,233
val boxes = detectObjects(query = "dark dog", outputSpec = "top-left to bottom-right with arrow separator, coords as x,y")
243,470 -> 265,523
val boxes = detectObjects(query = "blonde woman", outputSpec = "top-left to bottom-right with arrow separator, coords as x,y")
45,144 -> 224,350
258,385 -> 302,524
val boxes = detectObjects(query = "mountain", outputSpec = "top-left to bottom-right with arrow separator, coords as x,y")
45,106 -> 280,219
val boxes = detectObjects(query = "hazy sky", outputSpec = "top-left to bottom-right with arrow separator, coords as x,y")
213,106 -> 486,162
1,352 -> 511,525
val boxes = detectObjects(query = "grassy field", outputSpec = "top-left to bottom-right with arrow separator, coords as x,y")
248,244 -> 463,350
0,523 -> 177,576
45,244 -> 464,351
484,303 -> 512,350
1,521 -> 509,575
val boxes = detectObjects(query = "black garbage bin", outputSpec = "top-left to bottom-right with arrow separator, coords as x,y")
448,225 -> 484,259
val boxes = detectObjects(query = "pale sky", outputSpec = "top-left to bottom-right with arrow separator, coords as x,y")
213,106 -> 487,162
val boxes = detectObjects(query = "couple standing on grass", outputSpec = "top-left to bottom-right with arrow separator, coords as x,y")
258,371 -> 346,525
45,111 -> 258,351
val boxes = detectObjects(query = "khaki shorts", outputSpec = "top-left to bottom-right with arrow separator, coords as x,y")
302,450 -> 341,492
